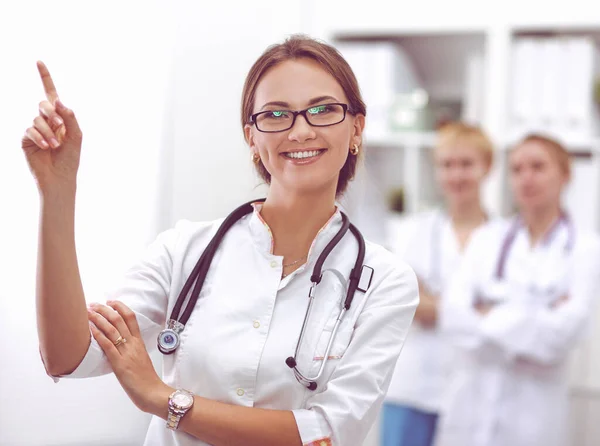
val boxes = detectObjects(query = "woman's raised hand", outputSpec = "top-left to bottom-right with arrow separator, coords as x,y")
22,61 -> 83,192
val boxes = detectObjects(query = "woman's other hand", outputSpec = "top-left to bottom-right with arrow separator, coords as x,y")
87,301 -> 171,413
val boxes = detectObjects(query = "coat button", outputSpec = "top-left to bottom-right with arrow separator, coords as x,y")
236,388 -> 245,396
270,260 -> 278,268
253,320 -> 260,329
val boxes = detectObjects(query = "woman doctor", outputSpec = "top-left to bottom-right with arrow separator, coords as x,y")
24,35 -> 418,446
438,134 -> 600,446
383,122 -> 492,446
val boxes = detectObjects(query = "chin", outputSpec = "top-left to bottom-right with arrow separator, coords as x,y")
447,192 -> 476,206
517,198 -> 544,212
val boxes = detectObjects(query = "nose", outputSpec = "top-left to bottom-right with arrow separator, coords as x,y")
447,166 -> 464,183
287,113 -> 316,143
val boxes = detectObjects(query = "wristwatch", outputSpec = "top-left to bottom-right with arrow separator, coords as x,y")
166,389 -> 194,430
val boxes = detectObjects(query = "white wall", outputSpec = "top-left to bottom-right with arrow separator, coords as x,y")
0,1 -> 172,444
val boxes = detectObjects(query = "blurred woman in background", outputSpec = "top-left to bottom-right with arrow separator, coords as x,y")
438,134 -> 600,446
382,122 -> 493,446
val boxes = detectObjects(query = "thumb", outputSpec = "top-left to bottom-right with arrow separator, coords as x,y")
55,99 -> 82,140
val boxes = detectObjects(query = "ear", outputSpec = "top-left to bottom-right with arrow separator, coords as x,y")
244,123 -> 257,152
351,114 -> 366,147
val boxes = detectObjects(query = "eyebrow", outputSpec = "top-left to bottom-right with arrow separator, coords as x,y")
259,95 -> 340,111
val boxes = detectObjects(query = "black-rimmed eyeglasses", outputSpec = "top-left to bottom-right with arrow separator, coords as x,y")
250,103 -> 350,133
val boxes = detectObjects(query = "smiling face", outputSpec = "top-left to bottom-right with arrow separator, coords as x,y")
244,58 -> 364,199
435,142 -> 489,208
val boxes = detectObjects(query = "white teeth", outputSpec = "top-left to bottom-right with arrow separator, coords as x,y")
285,150 -> 322,159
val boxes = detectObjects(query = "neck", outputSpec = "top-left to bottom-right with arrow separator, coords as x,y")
447,199 -> 486,228
521,203 -> 562,245
259,184 -> 337,260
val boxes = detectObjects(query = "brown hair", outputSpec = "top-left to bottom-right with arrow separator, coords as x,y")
516,133 -> 571,179
241,34 -> 366,197
436,121 -> 494,167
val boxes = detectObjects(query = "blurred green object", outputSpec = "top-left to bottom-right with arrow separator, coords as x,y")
389,89 -> 434,132
595,78 -> 600,105
387,187 -> 405,213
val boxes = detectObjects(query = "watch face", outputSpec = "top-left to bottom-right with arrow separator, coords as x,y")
172,391 -> 193,409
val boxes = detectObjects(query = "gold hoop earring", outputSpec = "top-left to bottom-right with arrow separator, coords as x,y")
350,144 -> 360,156
251,153 -> 260,163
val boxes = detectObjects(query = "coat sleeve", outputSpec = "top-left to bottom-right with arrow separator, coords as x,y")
479,235 -> 600,365
42,221 -> 193,382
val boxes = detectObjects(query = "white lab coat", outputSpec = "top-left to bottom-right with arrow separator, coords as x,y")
385,210 -> 464,413
47,203 -> 419,446
438,217 -> 600,446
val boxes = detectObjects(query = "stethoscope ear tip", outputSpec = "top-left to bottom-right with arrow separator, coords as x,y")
285,357 -> 297,368
308,382 -> 317,391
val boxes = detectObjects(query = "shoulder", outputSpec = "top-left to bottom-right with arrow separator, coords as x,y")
406,209 -> 441,231
468,216 -> 513,247
573,227 -> 600,258
361,239 -> 419,307
386,209 -> 441,255
152,217 -> 227,253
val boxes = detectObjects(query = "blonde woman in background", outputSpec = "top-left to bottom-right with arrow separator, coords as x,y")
438,134 -> 600,446
382,122 -> 493,446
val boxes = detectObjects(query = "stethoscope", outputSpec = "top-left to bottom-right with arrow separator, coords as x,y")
474,212 -> 575,305
495,211 -> 574,280
156,199 -> 374,391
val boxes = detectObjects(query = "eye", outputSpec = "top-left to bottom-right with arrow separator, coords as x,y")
532,161 -> 545,172
265,110 -> 290,119
436,159 -> 450,169
307,105 -> 331,115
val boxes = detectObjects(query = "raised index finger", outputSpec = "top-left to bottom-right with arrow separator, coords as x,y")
36,61 -> 59,104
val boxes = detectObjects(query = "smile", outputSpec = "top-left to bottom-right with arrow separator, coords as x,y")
282,149 -> 326,160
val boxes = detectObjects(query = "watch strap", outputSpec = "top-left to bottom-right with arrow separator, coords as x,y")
166,408 -> 184,430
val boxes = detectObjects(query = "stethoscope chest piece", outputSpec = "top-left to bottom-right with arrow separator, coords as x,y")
158,319 -> 185,355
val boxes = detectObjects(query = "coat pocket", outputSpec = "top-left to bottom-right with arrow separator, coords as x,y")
306,309 -> 354,388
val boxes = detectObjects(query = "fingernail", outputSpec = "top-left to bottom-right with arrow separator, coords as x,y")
40,140 -> 49,149
50,138 -> 59,149
53,117 -> 63,127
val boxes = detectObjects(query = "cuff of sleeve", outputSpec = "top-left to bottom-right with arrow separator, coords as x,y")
41,328 -> 108,383
292,409 -> 333,446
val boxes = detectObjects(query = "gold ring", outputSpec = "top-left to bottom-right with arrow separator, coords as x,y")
113,336 -> 127,347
